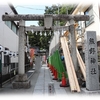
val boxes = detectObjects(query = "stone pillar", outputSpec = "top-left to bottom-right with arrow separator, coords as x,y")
85,31 -> 99,91
12,20 -> 30,89
18,20 -> 25,74
69,19 -> 78,71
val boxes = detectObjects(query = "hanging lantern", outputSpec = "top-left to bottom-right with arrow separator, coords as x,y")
4,50 -> 10,55
9,51 -> 13,57
0,45 -> 4,52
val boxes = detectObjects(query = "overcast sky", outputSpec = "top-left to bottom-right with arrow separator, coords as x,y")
1,0 -> 97,26
14,5 -> 46,26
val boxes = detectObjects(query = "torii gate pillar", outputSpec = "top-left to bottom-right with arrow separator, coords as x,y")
12,20 -> 31,89
18,20 -> 25,74
69,19 -> 78,71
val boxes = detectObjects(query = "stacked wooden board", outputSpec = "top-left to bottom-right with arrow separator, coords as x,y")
76,48 -> 86,81
60,37 -> 80,92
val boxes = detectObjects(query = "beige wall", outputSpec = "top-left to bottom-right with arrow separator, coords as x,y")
49,31 -> 60,56
85,3 -> 100,41
72,3 -> 100,42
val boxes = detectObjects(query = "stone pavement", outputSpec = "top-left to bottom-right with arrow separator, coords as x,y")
0,56 -> 70,95
0,56 -> 41,95
1,60 -> 100,96
32,63 -> 100,95
33,64 -> 68,95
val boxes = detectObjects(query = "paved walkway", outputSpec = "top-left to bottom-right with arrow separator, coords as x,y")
33,64 -> 67,95
0,57 -> 99,96
0,57 -> 69,96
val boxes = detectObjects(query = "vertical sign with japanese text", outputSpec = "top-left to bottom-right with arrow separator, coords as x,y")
85,31 -> 99,91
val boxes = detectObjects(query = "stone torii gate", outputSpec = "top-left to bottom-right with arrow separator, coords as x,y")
2,14 -> 89,88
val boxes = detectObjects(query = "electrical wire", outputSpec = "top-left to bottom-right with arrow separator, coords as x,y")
0,5 -> 45,24
3,5 -> 45,15
15,5 -> 45,10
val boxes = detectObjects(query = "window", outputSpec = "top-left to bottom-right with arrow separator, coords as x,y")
5,21 -> 11,29
12,22 -> 17,33
84,6 -> 94,27
77,21 -> 82,35
5,21 -> 18,34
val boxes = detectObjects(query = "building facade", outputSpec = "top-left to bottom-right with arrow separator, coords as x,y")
71,2 -> 100,46
70,2 -> 100,77
49,2 -> 100,61
0,3 -> 19,79
49,31 -> 60,56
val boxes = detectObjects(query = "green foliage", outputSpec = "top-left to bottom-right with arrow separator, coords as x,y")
38,4 -> 74,26
27,31 -> 53,50
28,4 -> 74,51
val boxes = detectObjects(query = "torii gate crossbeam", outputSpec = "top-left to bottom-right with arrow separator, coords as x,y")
2,14 -> 89,21
25,26 -> 69,32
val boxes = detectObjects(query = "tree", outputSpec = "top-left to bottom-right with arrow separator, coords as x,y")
38,4 -> 74,26
27,30 -> 52,50
28,4 -> 74,51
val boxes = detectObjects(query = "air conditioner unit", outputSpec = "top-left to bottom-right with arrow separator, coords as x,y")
4,50 -> 10,55
0,45 -> 4,52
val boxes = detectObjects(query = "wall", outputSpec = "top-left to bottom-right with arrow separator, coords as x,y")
85,3 -> 100,41
0,4 -> 19,75
49,31 -> 60,56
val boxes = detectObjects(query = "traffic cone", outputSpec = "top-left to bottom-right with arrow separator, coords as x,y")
49,64 -> 51,70
47,63 -> 49,67
51,65 -> 53,73
52,67 -> 55,76
53,69 -> 58,80
60,72 -> 68,87
50,65 -> 52,72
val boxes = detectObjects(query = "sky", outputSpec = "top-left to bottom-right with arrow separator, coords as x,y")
14,5 -> 46,26
1,0 -> 98,26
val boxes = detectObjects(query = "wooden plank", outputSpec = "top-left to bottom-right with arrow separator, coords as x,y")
76,48 -> 86,71
61,38 -> 76,91
61,38 -> 75,90
60,37 -> 80,92
76,48 -> 86,81
61,37 -> 78,92
63,37 -> 80,92
63,31 -> 69,37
